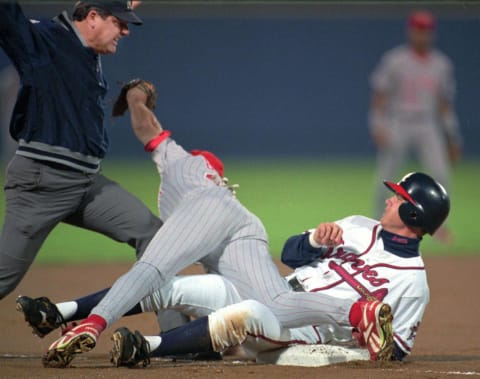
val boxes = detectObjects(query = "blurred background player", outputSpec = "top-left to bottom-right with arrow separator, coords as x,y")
369,10 -> 462,242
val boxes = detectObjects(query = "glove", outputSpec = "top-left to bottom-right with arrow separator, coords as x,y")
112,79 -> 157,117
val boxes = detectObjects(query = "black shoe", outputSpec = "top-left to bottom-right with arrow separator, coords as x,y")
111,327 -> 151,368
16,295 -> 66,338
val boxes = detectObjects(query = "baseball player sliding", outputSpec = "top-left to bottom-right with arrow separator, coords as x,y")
370,10 -> 461,243
126,172 -> 447,364
28,79 -> 393,367
18,172 -> 449,365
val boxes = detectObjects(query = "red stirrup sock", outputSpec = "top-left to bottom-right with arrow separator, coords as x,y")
81,314 -> 107,333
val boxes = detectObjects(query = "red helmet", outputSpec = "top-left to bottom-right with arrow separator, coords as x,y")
191,150 -> 224,177
408,10 -> 436,31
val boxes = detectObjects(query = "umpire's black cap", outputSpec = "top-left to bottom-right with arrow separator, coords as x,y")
74,1 -> 143,25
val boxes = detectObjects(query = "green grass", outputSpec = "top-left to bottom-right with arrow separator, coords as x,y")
0,158 -> 478,263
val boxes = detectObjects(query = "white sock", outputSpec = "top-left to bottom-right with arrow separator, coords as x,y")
55,301 -> 78,320
145,336 -> 162,351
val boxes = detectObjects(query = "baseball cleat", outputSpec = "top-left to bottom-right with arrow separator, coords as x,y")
350,300 -> 394,361
16,295 -> 66,338
110,327 -> 151,368
42,322 -> 99,368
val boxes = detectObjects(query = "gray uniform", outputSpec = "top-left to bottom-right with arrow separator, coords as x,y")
91,136 -> 353,329
0,4 -> 163,299
370,45 -> 458,217
0,156 -> 162,299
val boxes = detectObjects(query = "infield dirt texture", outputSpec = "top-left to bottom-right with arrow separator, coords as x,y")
0,258 -> 478,379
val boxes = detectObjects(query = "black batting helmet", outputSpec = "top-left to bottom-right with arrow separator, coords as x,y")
384,172 -> 450,235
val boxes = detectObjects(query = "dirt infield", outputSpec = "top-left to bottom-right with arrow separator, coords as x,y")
1,257 -> 479,378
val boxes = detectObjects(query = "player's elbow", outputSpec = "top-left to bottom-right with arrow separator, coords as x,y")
131,121 -> 160,146
281,236 -> 300,268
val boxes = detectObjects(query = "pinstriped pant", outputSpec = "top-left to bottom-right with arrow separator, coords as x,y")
92,188 -> 353,329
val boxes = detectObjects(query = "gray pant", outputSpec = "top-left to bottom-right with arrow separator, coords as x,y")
0,155 -> 162,299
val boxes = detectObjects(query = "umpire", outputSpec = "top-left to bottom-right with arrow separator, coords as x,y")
0,1 -> 162,299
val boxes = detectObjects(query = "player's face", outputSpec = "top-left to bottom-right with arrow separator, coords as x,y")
408,28 -> 434,53
380,195 -> 406,229
90,13 -> 130,54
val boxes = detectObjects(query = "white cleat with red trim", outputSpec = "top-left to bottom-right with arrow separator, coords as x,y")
42,322 -> 100,368
350,300 -> 394,361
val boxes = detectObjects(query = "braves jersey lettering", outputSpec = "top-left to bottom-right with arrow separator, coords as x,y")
327,261 -> 388,302
325,246 -> 390,288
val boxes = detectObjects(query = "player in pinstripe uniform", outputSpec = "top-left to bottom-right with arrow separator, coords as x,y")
41,82 -> 394,367
369,10 -> 461,241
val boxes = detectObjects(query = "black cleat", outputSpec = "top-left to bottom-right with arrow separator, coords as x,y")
16,295 -> 66,338
111,327 -> 151,368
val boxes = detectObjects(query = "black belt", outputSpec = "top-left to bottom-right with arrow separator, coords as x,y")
288,277 -> 305,292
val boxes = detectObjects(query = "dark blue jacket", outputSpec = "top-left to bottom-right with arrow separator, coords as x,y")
0,3 -> 108,172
